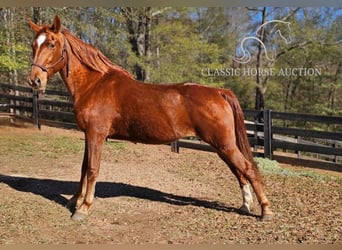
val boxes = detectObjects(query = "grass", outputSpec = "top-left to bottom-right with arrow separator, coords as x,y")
0,134 -> 82,156
255,157 -> 341,181
255,157 -> 295,176
0,132 -> 127,160
105,140 -> 126,150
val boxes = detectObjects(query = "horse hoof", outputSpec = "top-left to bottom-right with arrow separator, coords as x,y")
71,211 -> 87,221
239,204 -> 251,214
261,213 -> 273,221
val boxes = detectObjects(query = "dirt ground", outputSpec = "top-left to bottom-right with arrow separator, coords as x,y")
0,121 -> 341,244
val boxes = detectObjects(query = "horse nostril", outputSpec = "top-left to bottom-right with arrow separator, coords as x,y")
34,77 -> 41,88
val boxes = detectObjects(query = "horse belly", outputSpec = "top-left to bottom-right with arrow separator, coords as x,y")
110,85 -> 195,144
110,113 -> 192,144
110,120 -> 176,144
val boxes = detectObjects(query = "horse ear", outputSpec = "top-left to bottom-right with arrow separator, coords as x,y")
51,15 -> 62,33
28,19 -> 41,34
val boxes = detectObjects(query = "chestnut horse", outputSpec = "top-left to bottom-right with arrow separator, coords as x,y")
28,16 -> 273,221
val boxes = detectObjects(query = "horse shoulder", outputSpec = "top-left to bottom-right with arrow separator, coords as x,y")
73,79 -> 122,131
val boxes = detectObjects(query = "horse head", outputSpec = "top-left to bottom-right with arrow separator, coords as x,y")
28,15 -> 67,93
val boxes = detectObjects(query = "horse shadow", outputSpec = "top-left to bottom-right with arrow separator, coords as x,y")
0,174 -> 258,219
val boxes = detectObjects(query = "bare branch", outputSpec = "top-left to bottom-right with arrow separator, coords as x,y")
151,7 -> 172,17
276,41 -> 312,59
246,7 -> 262,12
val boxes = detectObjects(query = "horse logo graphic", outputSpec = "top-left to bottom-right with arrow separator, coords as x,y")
233,20 -> 292,64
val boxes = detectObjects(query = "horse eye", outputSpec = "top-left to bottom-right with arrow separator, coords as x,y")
49,43 -> 56,49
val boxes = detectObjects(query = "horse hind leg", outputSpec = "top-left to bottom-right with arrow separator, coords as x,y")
217,146 -> 274,220
227,166 -> 254,214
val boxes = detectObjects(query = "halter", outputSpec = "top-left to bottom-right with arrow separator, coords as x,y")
31,34 -> 69,77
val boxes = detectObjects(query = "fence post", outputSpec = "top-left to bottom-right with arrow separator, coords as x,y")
296,136 -> 301,159
171,141 -> 179,153
32,90 -> 40,129
333,141 -> 337,163
263,109 -> 272,159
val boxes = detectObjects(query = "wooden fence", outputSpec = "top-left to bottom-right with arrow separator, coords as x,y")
0,82 -> 77,129
1,82 -> 341,172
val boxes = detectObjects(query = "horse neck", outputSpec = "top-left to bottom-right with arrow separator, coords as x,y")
58,42 -> 106,101
58,31 -> 135,102
60,61 -> 99,96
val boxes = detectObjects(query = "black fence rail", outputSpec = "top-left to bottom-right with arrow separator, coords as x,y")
0,82 -> 77,129
269,111 -> 342,170
1,82 -> 341,172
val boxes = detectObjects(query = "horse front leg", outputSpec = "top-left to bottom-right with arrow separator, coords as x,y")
71,131 -> 106,221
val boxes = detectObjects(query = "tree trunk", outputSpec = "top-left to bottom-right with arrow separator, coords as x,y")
32,7 -> 41,127
33,7 -> 41,24
144,8 -> 152,82
254,7 -> 267,111
121,7 -> 152,81
3,8 -> 19,114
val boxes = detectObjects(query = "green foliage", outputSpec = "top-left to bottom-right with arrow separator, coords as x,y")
0,15 -> 30,73
267,8 -> 342,116
0,41 -> 30,71
224,77 -> 256,109
150,19 -> 222,84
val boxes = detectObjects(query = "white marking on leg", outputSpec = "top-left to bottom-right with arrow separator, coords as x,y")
240,184 -> 253,213
36,34 -> 46,48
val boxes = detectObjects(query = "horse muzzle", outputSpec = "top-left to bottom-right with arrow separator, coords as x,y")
28,75 -> 47,93
28,68 -> 48,93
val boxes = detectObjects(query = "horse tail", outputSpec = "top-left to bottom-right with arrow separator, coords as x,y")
219,90 -> 256,166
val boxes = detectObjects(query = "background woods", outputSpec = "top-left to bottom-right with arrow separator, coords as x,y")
0,7 -> 341,116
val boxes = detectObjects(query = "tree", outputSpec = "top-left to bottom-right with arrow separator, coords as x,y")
243,7 -> 301,111
268,7 -> 342,115
120,7 -> 153,81
0,8 -> 31,82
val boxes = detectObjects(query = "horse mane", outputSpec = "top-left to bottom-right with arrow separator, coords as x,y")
61,28 -> 135,79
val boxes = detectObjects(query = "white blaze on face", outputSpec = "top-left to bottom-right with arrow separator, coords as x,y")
36,34 -> 46,48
